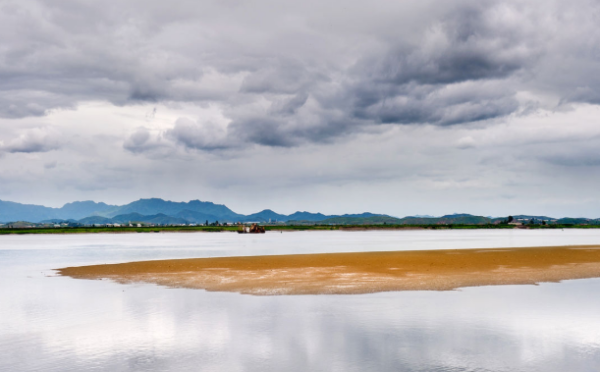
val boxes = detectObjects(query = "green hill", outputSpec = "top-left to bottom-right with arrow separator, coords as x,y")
398,216 -> 491,225
319,216 -> 403,224
300,214 -> 491,225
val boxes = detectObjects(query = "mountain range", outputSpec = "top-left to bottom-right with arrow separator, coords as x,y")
0,198 -> 392,225
0,200 -> 115,222
0,198 -> 598,226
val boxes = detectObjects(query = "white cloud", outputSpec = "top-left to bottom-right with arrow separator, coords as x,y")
456,136 -> 476,149
166,118 -> 233,151
0,127 -> 62,153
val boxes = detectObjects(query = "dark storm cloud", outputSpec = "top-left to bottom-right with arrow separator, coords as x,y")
339,81 -> 520,126
354,5 -> 529,87
214,2 -> 530,149
331,2 -> 536,128
2,0 -> 600,151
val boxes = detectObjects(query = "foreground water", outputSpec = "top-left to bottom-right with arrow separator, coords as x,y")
2,229 -> 600,371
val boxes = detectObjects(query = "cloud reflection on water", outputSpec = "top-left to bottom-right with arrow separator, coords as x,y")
2,231 -> 600,371
4,276 -> 600,371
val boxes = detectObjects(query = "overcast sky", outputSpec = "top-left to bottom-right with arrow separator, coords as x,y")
1,0 -> 600,217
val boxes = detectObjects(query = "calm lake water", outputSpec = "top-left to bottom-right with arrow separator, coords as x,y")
2,229 -> 600,372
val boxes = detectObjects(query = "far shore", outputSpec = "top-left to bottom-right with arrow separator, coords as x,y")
3,224 -> 599,235
0,225 -> 428,235
58,245 -> 600,295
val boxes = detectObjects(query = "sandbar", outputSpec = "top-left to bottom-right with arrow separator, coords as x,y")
57,245 -> 600,295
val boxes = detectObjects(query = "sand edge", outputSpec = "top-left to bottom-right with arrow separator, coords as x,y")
57,245 -> 600,295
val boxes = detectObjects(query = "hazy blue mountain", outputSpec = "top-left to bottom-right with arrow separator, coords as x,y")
6,197 -> 586,227
39,219 -> 77,224
242,211 -> 381,222
511,215 -> 556,221
441,213 -> 475,218
243,209 -> 288,222
137,214 -> 189,225
338,213 -> 384,218
290,214 -> 492,225
109,213 -> 148,223
78,216 -> 112,225
400,215 -> 491,225
0,200 -> 57,222
174,210 -> 222,223
320,215 -> 403,224
287,211 -> 329,221
78,213 -> 188,225
0,199 -> 114,223
54,201 -> 114,219
96,198 -> 243,220
0,198 -> 394,224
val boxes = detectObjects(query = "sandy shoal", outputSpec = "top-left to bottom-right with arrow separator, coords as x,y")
57,245 -> 600,295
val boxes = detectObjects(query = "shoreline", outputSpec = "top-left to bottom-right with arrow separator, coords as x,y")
58,245 -> 600,295
3,224 -> 600,235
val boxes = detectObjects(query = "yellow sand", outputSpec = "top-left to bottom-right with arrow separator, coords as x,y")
57,245 -> 600,295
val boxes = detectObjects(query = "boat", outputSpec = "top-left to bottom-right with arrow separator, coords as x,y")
238,223 -> 266,234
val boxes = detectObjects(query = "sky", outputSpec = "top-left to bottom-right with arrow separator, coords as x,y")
1,0 -> 600,217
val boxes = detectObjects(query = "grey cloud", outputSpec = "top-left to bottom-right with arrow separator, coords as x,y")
153,105 -> 362,153
269,93 -> 309,116
215,1 -> 541,148
229,116 -> 296,147
240,60 -> 326,95
345,81 -> 520,126
0,127 -> 62,153
123,127 -> 166,154
354,5 -> 530,87
2,0 -> 600,151
333,3 -> 536,128
0,0 -> 209,117
456,136 -> 476,150
226,105 -> 366,148
44,161 -> 58,169
165,118 -> 233,151
543,149 -> 600,167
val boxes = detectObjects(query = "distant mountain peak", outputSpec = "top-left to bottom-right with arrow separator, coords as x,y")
441,213 -> 474,218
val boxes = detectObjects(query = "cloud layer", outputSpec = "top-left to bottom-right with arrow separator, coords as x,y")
2,0 -> 600,149
0,127 -> 61,153
2,0 -> 600,216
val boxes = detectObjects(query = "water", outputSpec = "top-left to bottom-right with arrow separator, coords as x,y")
2,229 -> 600,371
